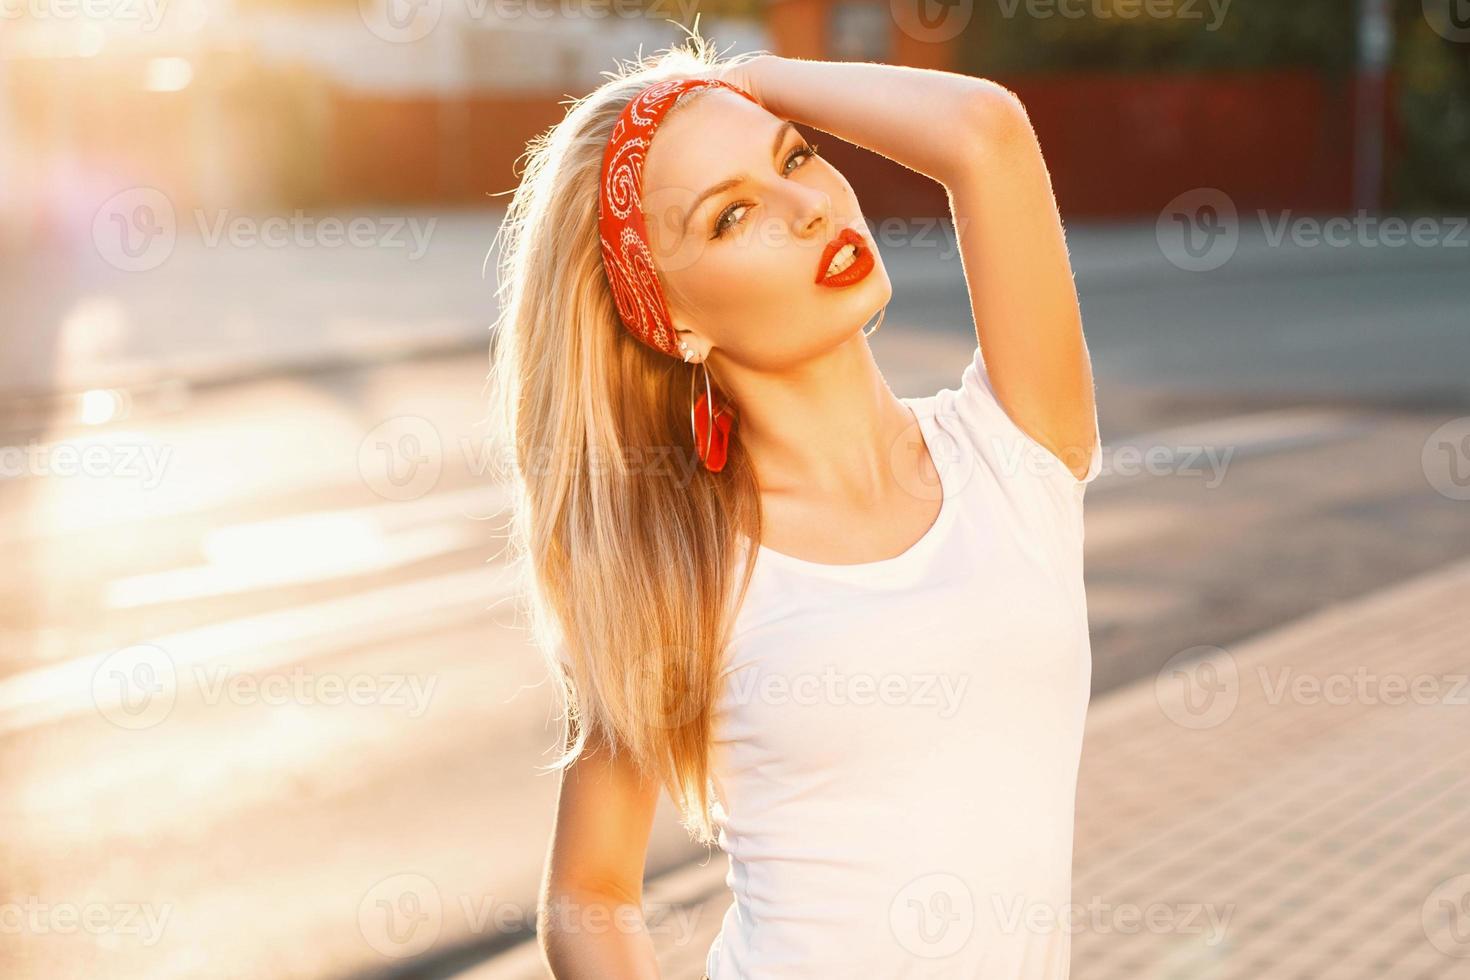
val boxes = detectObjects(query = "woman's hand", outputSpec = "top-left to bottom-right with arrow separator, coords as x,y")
703,55 -> 772,107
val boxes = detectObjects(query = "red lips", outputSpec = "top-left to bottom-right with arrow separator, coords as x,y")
815,227 -> 875,288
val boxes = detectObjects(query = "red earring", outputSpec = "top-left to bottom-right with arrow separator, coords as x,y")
690,360 -> 735,473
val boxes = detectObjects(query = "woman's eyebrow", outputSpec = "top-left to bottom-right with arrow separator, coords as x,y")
679,120 -> 798,238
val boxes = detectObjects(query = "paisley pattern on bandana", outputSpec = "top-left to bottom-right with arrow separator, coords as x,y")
597,77 -> 760,358
600,228 -> 668,354
602,137 -> 646,222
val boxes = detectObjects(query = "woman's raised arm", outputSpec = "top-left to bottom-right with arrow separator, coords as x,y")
723,55 -> 1098,480
716,55 -> 992,188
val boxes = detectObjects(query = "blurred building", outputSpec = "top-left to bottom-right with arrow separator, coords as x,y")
1,0 -> 1465,240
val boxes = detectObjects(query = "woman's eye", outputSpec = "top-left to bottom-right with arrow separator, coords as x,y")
784,143 -> 819,174
713,204 -> 750,239
711,143 -> 821,240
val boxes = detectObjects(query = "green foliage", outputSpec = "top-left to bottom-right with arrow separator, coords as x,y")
959,0 -> 1356,75
1390,7 -> 1470,208
952,0 -> 1470,207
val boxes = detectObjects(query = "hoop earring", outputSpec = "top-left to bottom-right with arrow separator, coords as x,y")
687,357 -> 736,473
862,305 -> 886,338
689,358 -> 714,461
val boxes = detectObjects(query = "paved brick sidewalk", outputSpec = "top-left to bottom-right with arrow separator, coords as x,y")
1071,556 -> 1470,980
471,557 -> 1470,979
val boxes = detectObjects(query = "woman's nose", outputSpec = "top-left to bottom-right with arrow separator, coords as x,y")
788,183 -> 832,242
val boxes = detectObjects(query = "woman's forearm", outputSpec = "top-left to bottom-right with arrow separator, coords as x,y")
540,887 -> 660,979
742,55 -> 1019,189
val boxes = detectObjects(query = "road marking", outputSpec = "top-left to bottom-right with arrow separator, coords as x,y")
0,561 -> 525,736
104,485 -> 511,608
1091,407 -> 1370,491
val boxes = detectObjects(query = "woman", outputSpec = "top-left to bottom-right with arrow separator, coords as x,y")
489,31 -> 1101,980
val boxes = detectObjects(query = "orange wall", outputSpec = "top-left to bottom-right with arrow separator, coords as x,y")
324,92 -> 568,206
322,69 -> 1360,219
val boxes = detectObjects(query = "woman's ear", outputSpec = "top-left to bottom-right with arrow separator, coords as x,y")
671,323 -> 708,363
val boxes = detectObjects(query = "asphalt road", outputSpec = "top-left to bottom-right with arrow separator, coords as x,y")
1,229 -> 1466,979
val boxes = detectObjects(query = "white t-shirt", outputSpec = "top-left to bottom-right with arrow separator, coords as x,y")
702,343 -> 1102,979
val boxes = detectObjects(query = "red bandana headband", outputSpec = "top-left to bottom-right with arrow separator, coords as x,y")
598,77 -> 760,472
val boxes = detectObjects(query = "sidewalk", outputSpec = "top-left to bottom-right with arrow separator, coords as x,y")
1072,558 -> 1470,978
469,556 -> 1470,979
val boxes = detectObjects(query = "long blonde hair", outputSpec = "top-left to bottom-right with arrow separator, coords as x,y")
486,32 -> 768,845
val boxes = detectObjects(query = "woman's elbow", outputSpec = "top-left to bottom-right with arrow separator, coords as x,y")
936,81 -> 1040,192
959,82 -> 1038,155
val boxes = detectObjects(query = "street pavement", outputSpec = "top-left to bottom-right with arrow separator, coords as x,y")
6,209 -> 1468,403
1,219 -> 1467,978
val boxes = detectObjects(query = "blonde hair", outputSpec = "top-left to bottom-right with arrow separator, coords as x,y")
486,29 -> 769,845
